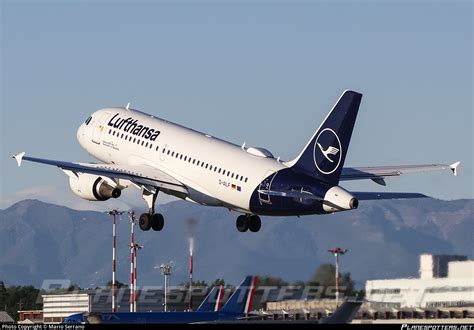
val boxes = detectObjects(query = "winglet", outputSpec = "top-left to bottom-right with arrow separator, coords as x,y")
450,161 -> 460,176
13,152 -> 26,167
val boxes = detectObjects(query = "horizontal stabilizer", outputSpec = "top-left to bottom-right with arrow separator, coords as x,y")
341,162 -> 461,183
352,192 -> 427,200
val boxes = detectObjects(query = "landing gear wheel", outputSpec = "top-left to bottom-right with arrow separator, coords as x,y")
139,213 -> 152,231
248,215 -> 261,232
236,215 -> 249,232
151,213 -> 164,231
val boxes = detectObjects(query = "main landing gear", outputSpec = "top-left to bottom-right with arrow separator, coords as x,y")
236,214 -> 261,233
139,188 -> 164,231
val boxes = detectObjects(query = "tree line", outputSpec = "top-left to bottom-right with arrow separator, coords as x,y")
0,263 -> 363,320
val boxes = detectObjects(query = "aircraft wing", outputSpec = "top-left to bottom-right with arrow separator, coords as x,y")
341,162 -> 460,186
13,152 -> 187,194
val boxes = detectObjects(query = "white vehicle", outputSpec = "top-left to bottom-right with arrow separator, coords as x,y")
13,90 -> 459,233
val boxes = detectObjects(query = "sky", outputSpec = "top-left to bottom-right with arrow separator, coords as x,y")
1,0 -> 472,211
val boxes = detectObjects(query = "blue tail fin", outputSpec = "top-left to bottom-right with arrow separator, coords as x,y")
219,276 -> 257,314
196,287 -> 219,312
288,90 -> 362,185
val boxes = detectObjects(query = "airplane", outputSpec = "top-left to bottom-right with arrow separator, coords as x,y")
196,283 -> 225,312
62,276 -> 257,324
200,298 -> 363,324
13,90 -> 460,233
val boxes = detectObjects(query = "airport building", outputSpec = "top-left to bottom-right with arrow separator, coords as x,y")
41,287 -> 213,323
366,254 -> 474,309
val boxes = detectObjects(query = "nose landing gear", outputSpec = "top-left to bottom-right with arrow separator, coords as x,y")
236,214 -> 261,233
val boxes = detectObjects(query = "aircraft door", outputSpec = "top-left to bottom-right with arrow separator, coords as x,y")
258,170 -> 277,204
92,112 -> 111,144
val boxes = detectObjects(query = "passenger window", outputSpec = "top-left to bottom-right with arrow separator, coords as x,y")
133,138 -> 136,143
180,155 -> 183,160
218,168 -> 221,174
141,141 -> 144,146
167,150 -> 170,155
245,177 -> 248,183
184,156 -> 187,161
156,146 -> 159,151
231,173 -> 234,178
172,152 -> 175,157
197,161 -> 200,166
205,164 -> 208,169
121,134 -> 124,139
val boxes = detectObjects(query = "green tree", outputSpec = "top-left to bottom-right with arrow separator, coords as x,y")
105,280 -> 128,288
256,276 -> 288,288
210,279 -> 225,287
179,280 -> 208,289
0,284 -> 41,321
308,263 -> 355,298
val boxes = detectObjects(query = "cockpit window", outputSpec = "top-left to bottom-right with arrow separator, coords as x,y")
85,116 -> 92,125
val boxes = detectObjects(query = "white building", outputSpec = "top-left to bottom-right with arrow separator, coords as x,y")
42,293 -> 90,323
366,254 -> 474,309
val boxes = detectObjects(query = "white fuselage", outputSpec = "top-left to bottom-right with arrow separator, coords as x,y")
77,108 -> 287,212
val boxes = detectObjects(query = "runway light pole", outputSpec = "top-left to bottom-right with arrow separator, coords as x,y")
132,242 -> 143,312
106,209 -> 124,313
128,211 -> 137,313
328,247 -> 348,308
160,263 -> 173,312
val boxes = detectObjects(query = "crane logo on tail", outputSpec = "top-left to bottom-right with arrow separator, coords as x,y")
313,128 -> 342,175
317,143 -> 339,163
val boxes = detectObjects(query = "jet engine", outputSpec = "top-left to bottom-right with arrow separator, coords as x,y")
323,186 -> 358,213
69,173 -> 121,201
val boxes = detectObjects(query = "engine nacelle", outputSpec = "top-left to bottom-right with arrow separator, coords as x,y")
323,186 -> 358,213
69,173 -> 121,201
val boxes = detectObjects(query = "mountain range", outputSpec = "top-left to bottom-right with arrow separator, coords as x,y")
0,198 -> 472,288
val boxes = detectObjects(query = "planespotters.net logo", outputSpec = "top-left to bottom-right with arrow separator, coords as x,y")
401,325 -> 474,330
313,128 -> 342,175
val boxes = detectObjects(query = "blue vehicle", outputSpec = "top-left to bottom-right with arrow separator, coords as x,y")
62,276 -> 257,324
